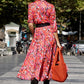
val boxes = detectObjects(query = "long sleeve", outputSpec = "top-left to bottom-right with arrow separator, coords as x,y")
27,3 -> 34,23
49,5 -> 57,33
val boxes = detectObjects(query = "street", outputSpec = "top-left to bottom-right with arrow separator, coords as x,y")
0,54 -> 84,84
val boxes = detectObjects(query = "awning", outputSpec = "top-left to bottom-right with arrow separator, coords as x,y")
57,30 -> 78,35
62,31 -> 78,35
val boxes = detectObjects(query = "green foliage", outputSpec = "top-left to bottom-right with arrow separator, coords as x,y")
0,0 -> 84,32
0,0 -> 30,27
77,0 -> 84,11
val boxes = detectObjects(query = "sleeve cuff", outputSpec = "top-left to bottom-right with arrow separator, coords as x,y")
27,20 -> 33,23
53,30 -> 58,33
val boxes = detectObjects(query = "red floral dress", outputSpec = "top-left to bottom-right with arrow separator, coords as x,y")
17,0 -> 58,81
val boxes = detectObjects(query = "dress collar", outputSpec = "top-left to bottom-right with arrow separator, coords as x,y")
35,0 -> 46,1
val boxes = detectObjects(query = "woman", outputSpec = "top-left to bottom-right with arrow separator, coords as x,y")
17,0 -> 62,84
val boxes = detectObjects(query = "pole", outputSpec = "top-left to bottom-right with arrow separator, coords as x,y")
79,11 -> 81,40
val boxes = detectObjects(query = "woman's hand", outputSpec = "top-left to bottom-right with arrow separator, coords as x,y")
53,32 -> 62,50
57,43 -> 62,50
28,23 -> 34,35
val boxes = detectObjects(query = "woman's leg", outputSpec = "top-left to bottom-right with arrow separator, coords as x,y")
31,78 -> 38,84
44,80 -> 50,84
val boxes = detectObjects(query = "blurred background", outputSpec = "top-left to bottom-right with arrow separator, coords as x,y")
0,0 -> 84,56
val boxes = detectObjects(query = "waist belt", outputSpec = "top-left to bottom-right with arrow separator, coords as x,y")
36,23 -> 50,27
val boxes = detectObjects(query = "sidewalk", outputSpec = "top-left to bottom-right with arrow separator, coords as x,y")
0,54 -> 84,84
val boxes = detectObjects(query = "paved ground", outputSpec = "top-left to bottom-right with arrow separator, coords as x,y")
0,54 -> 84,84
77,55 -> 84,63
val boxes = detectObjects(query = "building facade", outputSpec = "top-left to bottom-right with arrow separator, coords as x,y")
5,22 -> 20,47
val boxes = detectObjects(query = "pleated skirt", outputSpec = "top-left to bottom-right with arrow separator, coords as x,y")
17,26 -> 57,81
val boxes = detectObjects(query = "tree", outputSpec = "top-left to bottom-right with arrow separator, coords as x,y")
0,0 -> 84,36
0,0 -> 30,27
76,0 -> 84,40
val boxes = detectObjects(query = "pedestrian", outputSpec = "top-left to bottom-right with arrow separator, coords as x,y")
17,0 -> 62,84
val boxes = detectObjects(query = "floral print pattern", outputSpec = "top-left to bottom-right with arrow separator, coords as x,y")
28,0 -> 57,33
17,0 -> 58,81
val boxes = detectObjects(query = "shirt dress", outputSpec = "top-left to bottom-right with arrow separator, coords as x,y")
17,0 -> 58,81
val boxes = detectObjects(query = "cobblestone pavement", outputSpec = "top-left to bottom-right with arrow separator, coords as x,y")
0,54 -> 84,84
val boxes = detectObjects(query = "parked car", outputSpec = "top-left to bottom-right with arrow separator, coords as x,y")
0,48 -> 7,56
72,40 -> 84,55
